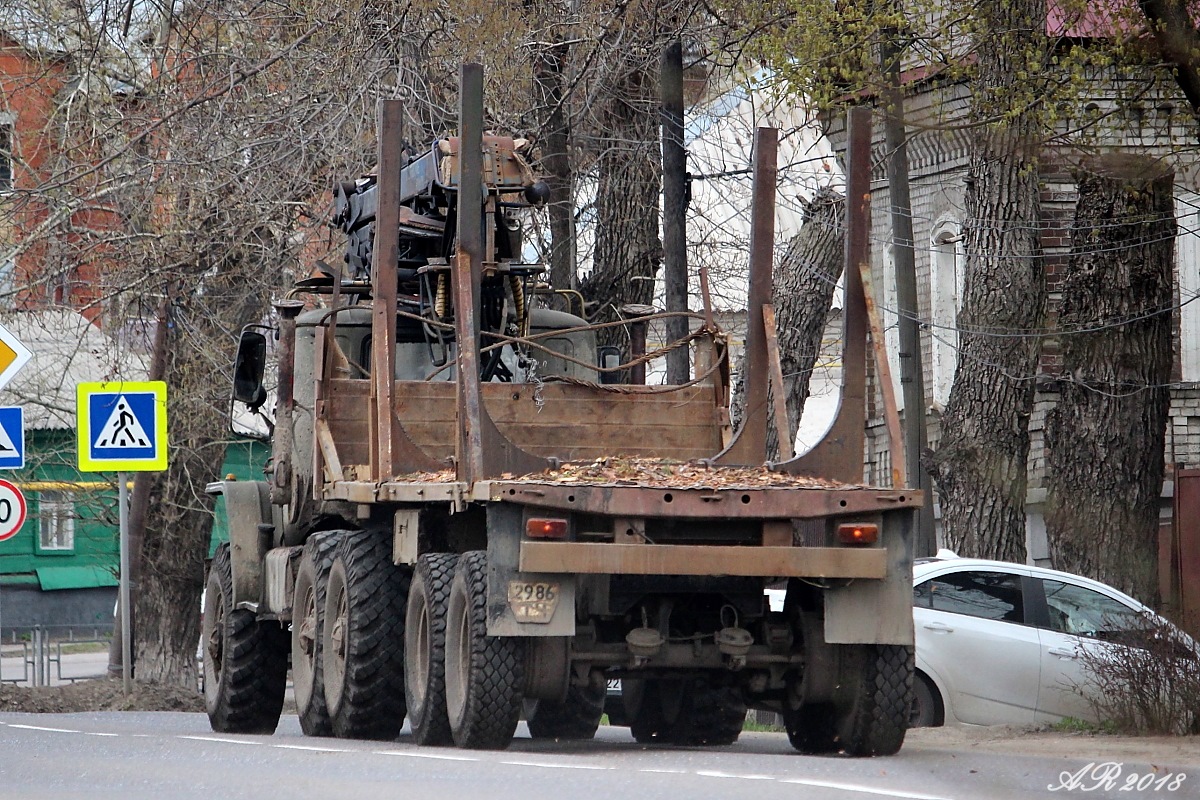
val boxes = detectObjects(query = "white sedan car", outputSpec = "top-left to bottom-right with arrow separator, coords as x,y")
911,553 -> 1192,727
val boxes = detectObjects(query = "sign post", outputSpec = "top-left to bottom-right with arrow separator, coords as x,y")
77,381 -> 168,693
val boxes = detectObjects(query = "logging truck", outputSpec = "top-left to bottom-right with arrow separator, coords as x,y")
201,65 -> 919,754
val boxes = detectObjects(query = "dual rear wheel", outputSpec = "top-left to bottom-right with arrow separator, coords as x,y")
289,543 -> 528,750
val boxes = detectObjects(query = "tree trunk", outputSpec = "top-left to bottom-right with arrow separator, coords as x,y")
533,38 -> 577,293
1044,156 -> 1174,604
927,0 -> 1049,561
580,58 -> 662,364
133,267 -> 268,686
764,188 -> 845,459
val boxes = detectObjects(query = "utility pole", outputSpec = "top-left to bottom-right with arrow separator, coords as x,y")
661,40 -> 690,384
881,29 -> 936,556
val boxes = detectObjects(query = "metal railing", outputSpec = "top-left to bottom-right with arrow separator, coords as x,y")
1,625 -> 113,687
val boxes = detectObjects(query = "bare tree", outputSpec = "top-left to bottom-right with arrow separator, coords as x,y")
765,188 -> 844,458
1045,155 -> 1175,604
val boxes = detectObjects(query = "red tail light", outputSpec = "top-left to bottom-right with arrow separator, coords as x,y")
837,523 -> 878,545
526,518 -> 568,539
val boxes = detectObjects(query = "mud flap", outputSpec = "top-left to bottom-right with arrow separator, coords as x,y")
486,504 -> 576,637
824,508 -> 914,645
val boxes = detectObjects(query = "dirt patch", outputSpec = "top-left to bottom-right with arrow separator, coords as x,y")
906,724 -> 1200,767
0,678 -> 204,714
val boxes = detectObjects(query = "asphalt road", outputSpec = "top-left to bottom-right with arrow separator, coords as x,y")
1,712 -> 1195,800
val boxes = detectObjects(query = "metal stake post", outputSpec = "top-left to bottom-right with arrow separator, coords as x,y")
118,471 -> 131,693
33,625 -> 43,686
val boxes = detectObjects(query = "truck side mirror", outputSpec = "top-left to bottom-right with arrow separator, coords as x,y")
233,330 -> 268,410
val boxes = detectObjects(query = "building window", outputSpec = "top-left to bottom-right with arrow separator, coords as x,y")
38,491 -> 76,552
0,121 -> 11,191
930,221 -> 964,407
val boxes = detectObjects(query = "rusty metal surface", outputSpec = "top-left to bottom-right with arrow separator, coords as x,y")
371,99 -> 403,480
1172,467 -> 1200,638
519,541 -> 888,579
777,107 -> 871,484
452,63 -> 550,483
322,479 -> 464,505
270,301 -> 304,506
713,127 -> 776,466
438,134 -> 536,190
482,481 -> 920,519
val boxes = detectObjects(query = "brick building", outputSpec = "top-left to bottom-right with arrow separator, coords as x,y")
821,18 -> 1200,614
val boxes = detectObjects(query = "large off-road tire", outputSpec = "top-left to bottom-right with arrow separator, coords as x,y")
675,682 -> 746,746
291,530 -> 345,737
784,644 -> 913,757
626,677 -> 744,746
323,530 -> 410,740
404,552 -> 458,746
526,682 -> 606,740
202,542 -> 288,734
444,550 -> 524,749
626,678 -> 682,744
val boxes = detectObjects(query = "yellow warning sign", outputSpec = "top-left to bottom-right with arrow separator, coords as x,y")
0,323 -> 32,393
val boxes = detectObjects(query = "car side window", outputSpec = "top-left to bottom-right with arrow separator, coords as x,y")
921,571 -> 1025,623
913,580 -> 934,608
1040,579 -> 1140,639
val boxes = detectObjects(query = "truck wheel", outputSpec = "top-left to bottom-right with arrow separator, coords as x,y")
625,678 -> 680,744
673,681 -> 745,746
202,542 -> 288,734
627,678 -> 743,746
784,644 -> 913,756
291,530 -> 345,737
404,552 -> 458,745
323,531 -> 410,740
526,683 -> 606,740
444,550 -> 524,749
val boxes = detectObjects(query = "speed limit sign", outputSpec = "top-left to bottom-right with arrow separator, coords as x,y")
0,478 -> 27,542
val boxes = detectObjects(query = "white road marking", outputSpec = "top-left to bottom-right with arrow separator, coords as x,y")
178,735 -> 262,745
275,744 -> 355,753
499,759 -> 612,771
376,750 -> 479,762
6,724 -> 80,733
782,777 -> 956,800
0,718 -> 962,800
696,770 -> 775,780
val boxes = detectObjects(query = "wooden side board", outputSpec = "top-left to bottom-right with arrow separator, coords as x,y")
324,378 -> 724,469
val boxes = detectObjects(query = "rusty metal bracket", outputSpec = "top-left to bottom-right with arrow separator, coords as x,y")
453,63 -> 550,483
775,107 -> 872,485
712,127 -> 776,466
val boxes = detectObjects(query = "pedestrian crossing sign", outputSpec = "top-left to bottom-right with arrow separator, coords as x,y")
77,381 -> 168,472
0,406 -> 24,469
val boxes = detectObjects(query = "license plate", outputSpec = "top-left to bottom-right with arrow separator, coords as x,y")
507,580 -> 560,623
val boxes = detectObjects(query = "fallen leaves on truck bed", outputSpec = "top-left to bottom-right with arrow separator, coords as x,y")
393,457 -> 862,490
513,457 -> 858,490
